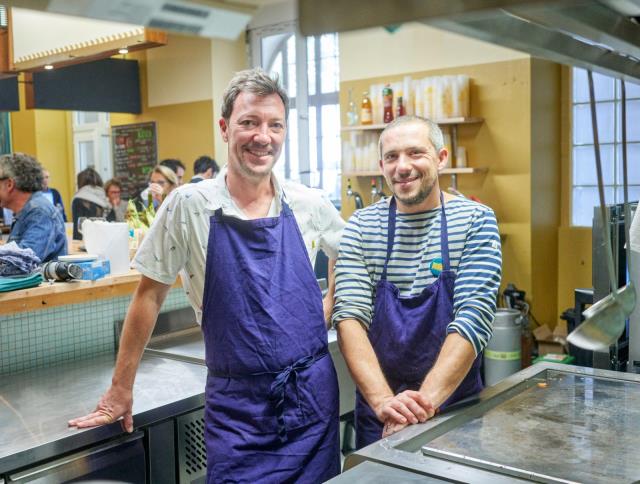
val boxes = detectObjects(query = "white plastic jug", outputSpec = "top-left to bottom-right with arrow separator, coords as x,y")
82,220 -> 130,275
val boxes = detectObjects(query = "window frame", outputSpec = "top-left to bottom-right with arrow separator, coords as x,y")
569,68 -> 640,227
248,22 -> 341,202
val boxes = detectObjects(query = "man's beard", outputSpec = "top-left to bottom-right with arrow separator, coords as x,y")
237,148 -> 277,180
394,176 -> 437,206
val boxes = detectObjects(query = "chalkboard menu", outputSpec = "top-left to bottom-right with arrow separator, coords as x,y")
112,122 -> 157,200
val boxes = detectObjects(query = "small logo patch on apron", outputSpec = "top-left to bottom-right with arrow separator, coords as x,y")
430,258 -> 443,277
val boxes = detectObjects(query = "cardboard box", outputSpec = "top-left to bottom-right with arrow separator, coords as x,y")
533,323 -> 567,356
75,259 -> 110,281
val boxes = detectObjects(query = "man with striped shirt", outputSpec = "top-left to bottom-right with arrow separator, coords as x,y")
333,116 -> 501,447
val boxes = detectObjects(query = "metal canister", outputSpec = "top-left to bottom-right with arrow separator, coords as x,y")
484,308 -> 522,386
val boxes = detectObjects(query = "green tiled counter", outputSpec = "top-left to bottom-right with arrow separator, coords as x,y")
0,272 -> 190,376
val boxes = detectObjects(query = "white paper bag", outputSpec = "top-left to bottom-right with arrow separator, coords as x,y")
82,220 -> 130,275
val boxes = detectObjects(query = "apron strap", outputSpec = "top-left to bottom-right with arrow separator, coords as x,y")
381,197 -> 398,281
439,191 -> 450,271
268,352 -> 326,442
382,192 -> 450,279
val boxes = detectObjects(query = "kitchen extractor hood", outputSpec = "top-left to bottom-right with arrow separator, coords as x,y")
1,0 -> 260,40
298,0 -> 640,84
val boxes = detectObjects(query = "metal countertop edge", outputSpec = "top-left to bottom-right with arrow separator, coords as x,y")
0,376 -> 205,475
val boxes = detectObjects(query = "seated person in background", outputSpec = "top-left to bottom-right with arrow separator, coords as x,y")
71,167 -> 113,240
190,155 -> 219,183
147,165 -> 178,209
104,178 -> 127,222
0,153 -> 67,262
42,169 -> 67,222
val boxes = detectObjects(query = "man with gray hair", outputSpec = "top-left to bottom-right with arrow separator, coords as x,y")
333,115 -> 501,447
70,68 -> 345,482
0,153 -> 67,262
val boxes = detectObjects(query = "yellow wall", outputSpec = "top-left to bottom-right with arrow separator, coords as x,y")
530,58 -> 561,327
111,50 -> 214,182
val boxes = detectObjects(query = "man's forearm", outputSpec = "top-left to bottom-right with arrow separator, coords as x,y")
337,319 -> 393,409
322,258 -> 337,328
419,332 -> 477,408
111,276 -> 170,389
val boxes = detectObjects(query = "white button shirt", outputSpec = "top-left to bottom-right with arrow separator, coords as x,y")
132,165 -> 345,322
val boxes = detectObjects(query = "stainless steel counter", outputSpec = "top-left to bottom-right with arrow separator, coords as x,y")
344,363 -> 640,483
0,353 -> 207,474
145,326 -> 357,417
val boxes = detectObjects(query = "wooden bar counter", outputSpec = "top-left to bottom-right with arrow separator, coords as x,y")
0,239 -> 181,316
0,269 -> 175,315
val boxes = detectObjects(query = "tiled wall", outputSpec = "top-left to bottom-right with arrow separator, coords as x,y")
0,288 -> 191,376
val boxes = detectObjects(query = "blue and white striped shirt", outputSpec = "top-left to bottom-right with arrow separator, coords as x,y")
332,196 -> 501,356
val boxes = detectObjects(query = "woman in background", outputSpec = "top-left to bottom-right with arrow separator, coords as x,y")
104,178 -> 127,222
71,167 -> 113,239
147,165 -> 178,209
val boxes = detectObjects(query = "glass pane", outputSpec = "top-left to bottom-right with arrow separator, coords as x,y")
573,102 -> 615,144
615,186 -> 640,204
573,144 -> 615,185
617,99 -> 640,142
78,140 -> 94,172
288,107 -> 299,182
572,68 -> 615,103
260,32 -> 290,80
307,37 -> 316,96
572,186 -> 615,226
286,35 -> 296,98
76,112 -> 99,124
320,34 -> 339,94
101,135 -> 112,180
321,104 -> 341,167
309,105 -> 317,176
616,143 -> 640,184
625,80 -> 640,99
271,52 -> 283,86
273,146 -> 286,180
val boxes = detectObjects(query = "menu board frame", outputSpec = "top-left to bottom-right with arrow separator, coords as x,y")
111,121 -> 158,200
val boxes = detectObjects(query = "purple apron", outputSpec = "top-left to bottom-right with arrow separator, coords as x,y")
355,194 -> 483,449
201,199 -> 340,483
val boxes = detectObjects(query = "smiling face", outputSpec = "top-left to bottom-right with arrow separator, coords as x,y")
219,91 -> 286,181
379,121 -> 448,212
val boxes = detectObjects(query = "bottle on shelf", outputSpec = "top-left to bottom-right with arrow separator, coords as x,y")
383,84 -> 394,124
396,96 -> 405,118
361,91 -> 373,125
347,88 -> 359,126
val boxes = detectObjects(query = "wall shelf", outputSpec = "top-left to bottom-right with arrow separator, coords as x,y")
341,117 -> 484,132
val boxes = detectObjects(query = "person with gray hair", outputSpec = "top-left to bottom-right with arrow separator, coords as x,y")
333,115 -> 501,447
0,153 -> 67,262
70,67 -> 345,482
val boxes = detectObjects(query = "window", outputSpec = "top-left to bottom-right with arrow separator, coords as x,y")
571,68 -> 640,226
249,22 -> 341,204
72,112 -> 112,181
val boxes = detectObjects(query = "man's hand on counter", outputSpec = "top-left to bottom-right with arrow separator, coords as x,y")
67,383 -> 134,433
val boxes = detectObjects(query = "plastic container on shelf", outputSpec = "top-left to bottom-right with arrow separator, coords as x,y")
452,75 -> 470,117
442,76 -> 454,118
456,146 -> 467,168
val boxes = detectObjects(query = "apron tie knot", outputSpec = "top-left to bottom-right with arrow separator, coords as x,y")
269,353 -> 318,442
